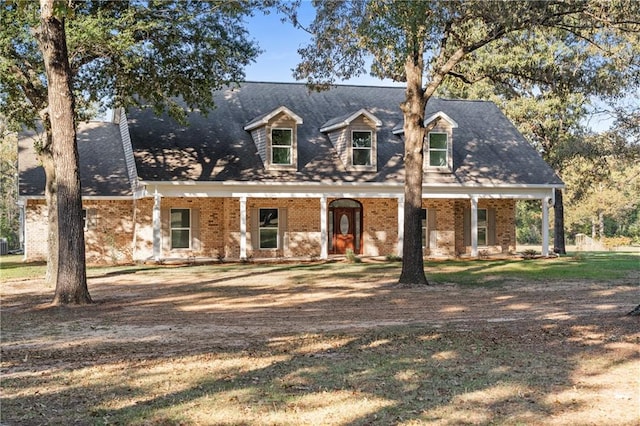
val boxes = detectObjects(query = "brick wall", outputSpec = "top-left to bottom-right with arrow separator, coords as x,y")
247,198 -> 321,259
360,198 -> 398,256
83,200 -> 135,264
453,198 -> 516,256
424,199 -> 456,258
23,200 -> 48,261
24,199 -> 136,264
24,195 -> 518,264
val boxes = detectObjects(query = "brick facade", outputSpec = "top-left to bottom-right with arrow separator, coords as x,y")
23,196 -> 517,264
24,199 -> 135,264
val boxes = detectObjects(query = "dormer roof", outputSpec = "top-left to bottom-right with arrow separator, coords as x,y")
244,106 -> 303,131
392,111 -> 459,135
320,109 -> 382,133
425,111 -> 458,128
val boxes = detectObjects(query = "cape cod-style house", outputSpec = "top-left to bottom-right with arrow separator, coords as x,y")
18,82 -> 564,264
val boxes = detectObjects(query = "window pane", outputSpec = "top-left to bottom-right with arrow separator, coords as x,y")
353,148 -> 371,165
330,199 -> 361,208
478,228 -> 487,246
429,151 -> 447,167
478,209 -> 487,226
272,129 -> 292,146
260,229 -> 278,249
171,209 -> 190,228
172,229 -> 190,249
272,146 -> 291,164
430,133 -> 447,149
259,208 -> 278,227
352,131 -> 371,148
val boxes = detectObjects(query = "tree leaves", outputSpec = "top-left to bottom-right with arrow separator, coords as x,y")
1,0 -> 263,127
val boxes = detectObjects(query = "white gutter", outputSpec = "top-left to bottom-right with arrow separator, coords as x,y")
138,180 -> 563,200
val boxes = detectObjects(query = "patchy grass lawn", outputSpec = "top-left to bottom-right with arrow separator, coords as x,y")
1,253 -> 638,425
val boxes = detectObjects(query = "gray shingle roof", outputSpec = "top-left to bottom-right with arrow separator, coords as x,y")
18,121 -> 132,197
127,82 -> 562,186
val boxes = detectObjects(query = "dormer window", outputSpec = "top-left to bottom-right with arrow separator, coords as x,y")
271,128 -> 293,165
321,109 -> 381,172
244,106 -> 302,171
352,131 -> 372,166
393,111 -> 457,173
424,111 -> 458,173
427,132 -> 448,167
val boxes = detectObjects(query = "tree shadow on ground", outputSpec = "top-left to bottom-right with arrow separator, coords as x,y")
1,262 -> 638,425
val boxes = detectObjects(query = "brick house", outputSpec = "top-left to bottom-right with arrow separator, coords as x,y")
18,82 -> 563,264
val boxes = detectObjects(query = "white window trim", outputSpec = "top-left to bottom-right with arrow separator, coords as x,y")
351,130 -> 373,167
259,208 -> 279,249
427,132 -> 449,169
170,208 -> 191,250
270,128 -> 293,166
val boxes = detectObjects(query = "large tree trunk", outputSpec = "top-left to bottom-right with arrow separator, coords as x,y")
36,118 -> 59,287
553,188 -> 566,255
399,54 -> 428,286
36,0 -> 91,305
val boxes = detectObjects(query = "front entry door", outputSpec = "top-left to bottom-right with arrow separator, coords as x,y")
334,208 -> 355,254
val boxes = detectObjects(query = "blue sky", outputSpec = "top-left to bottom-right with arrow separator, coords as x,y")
242,4 -> 402,87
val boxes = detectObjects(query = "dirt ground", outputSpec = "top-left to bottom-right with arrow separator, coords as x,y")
1,261 -> 639,425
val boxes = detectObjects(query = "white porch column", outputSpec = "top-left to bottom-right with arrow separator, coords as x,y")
239,196 -> 247,259
152,190 -> 162,260
320,195 -> 328,259
397,195 -> 404,257
471,196 -> 479,257
542,197 -> 550,256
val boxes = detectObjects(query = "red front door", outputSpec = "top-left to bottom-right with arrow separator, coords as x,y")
334,208 -> 355,254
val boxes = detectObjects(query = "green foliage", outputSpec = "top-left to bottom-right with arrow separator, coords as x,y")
345,248 -> 361,263
564,156 -> 640,241
0,0 -> 263,129
515,200 -> 542,245
0,126 -> 19,249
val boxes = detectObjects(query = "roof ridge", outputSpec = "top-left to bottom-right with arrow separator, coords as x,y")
239,81 -> 496,104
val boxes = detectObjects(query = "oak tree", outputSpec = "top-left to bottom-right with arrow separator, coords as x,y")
291,0 -> 639,284
439,27 -> 640,254
1,0 -> 262,303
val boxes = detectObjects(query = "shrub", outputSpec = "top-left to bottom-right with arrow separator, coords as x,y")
345,249 -> 361,263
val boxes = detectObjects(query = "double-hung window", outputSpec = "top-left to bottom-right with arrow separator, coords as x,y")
428,132 -> 448,167
271,128 -> 293,165
352,131 -> 372,166
170,208 -> 191,249
477,208 -> 488,246
259,208 -> 278,249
